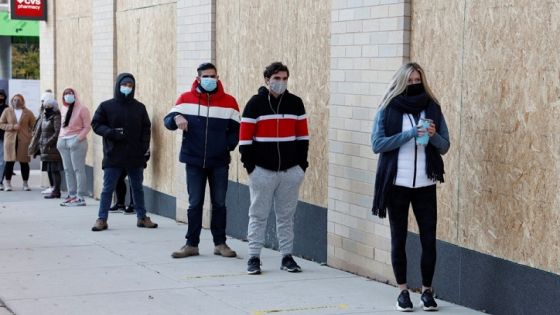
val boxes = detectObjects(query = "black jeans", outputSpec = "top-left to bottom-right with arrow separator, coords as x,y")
185,164 -> 229,247
4,162 -> 29,181
388,184 -> 437,287
114,170 -> 133,206
47,170 -> 62,193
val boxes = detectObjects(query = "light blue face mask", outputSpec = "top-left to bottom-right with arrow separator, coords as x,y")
120,86 -> 133,96
64,94 -> 75,104
200,77 -> 217,92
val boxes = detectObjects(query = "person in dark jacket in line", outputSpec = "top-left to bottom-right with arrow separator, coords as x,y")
29,99 -> 63,199
38,90 -> 58,196
239,62 -> 309,275
371,62 -> 450,312
109,150 -> 150,215
91,73 -> 157,231
108,171 -> 136,214
164,62 -> 240,259
0,89 -> 8,190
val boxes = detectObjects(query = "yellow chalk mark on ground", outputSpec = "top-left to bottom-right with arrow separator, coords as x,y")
251,304 -> 349,315
182,272 -> 246,279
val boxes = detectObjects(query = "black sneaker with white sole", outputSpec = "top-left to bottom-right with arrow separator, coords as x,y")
420,289 -> 439,311
396,290 -> 414,312
247,256 -> 261,275
280,255 -> 302,272
109,204 -> 125,212
123,205 -> 136,215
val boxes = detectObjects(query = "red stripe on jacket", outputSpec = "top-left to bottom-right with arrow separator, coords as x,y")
240,117 -> 309,141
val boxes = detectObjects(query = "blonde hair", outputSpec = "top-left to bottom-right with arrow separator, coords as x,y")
379,62 -> 439,109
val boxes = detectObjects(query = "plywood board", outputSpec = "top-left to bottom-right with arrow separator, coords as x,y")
216,0 -> 331,207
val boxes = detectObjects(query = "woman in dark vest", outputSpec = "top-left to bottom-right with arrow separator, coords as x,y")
371,62 -> 450,312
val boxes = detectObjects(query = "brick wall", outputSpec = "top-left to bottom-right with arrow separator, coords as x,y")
39,1 -> 56,94
328,0 -> 410,283
175,0 -> 215,223
91,0 -> 116,196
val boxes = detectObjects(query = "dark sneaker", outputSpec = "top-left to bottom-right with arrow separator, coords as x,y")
171,245 -> 199,258
109,204 -> 125,212
396,290 -> 414,312
137,216 -> 158,228
247,256 -> 261,275
280,255 -> 302,273
123,205 -> 135,215
420,289 -> 439,311
214,243 -> 237,257
91,218 -> 108,232
44,191 -> 61,199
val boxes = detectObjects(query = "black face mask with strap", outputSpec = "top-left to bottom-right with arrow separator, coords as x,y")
406,83 -> 425,96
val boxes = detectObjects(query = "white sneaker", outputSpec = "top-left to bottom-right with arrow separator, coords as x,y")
41,187 -> 54,194
23,182 -> 31,191
0,183 -> 4,191
4,182 -> 12,191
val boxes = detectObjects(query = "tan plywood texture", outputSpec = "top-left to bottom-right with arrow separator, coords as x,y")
116,2 -> 177,196
412,0 -> 560,274
216,0 -> 331,207
55,0 -> 94,165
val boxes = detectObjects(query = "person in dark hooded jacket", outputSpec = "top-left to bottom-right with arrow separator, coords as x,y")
0,89 -> 8,190
165,62 -> 240,259
90,73 -> 157,231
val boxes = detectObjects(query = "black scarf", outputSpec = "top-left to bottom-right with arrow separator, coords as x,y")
45,108 -> 55,119
372,93 -> 445,218
63,103 -> 74,128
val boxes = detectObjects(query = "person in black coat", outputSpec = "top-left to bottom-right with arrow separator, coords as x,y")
109,150 -> 151,214
0,89 -> 8,190
108,170 -> 135,214
90,73 -> 157,231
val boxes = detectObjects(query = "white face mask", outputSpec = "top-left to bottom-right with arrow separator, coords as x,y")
269,80 -> 287,95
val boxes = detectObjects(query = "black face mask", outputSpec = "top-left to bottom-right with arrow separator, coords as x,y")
45,108 -> 54,114
406,83 -> 425,96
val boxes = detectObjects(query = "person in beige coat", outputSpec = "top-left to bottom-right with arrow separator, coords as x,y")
0,94 -> 36,191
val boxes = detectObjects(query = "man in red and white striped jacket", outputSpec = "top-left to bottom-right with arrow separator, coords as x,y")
239,62 -> 309,275
164,63 -> 240,259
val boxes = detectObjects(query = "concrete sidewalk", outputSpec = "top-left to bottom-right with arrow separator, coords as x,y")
0,172 -> 484,315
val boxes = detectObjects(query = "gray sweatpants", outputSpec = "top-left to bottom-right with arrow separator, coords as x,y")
247,165 -> 305,257
56,136 -> 88,199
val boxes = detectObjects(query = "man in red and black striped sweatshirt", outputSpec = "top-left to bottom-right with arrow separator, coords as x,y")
239,62 -> 309,275
164,63 -> 240,259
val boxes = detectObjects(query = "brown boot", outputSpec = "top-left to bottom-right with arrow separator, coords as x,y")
171,245 -> 199,258
91,219 -> 108,231
214,243 -> 237,257
137,216 -> 158,228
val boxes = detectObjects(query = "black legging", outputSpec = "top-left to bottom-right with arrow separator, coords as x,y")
114,170 -> 134,206
4,162 -> 30,181
47,170 -> 62,193
387,184 -> 437,287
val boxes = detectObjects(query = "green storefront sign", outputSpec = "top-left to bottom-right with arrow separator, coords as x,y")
0,11 -> 39,37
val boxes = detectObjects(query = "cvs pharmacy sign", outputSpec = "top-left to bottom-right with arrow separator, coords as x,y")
10,0 -> 47,21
